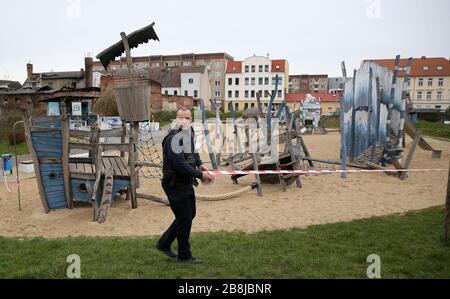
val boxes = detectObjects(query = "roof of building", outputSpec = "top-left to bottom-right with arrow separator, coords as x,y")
0,80 -> 22,89
365,57 -> 450,77
24,71 -> 84,86
271,60 -> 286,73
286,92 -> 340,103
226,61 -> 242,74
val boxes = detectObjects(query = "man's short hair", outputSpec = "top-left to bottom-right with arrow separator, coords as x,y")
176,106 -> 191,114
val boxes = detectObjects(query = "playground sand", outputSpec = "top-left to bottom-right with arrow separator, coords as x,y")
0,132 -> 448,239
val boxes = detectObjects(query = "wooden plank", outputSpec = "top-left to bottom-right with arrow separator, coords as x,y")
111,157 -> 124,177
102,143 -> 129,152
118,157 -> 130,175
399,131 -> 421,180
99,128 -> 125,138
97,167 -> 114,224
31,127 -> 61,132
69,130 -> 91,138
22,112 -> 50,213
39,157 -> 61,164
129,123 -> 138,209
61,104 -> 73,209
69,142 -> 94,151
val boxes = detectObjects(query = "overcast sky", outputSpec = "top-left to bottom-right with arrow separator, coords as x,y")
1,0 -> 449,83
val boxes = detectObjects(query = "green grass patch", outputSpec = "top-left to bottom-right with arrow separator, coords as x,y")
0,207 -> 449,278
415,120 -> 450,140
321,115 -> 340,129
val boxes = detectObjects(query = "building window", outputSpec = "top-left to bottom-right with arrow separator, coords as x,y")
423,66 -> 429,71
235,103 -> 239,111
417,91 -> 422,99
426,91 -> 432,100
215,71 -> 221,77
244,103 -> 249,109
258,77 -> 263,85
194,90 -> 198,98
245,65 -> 249,73
437,66 -> 443,70
184,90 -> 188,96
215,81 -> 220,86
265,90 -> 269,98
235,78 -> 239,85
437,91 -> 442,100
183,61 -> 192,66
428,78 -> 433,86
189,78 -> 194,84
251,78 -> 255,85
174,90 -> 178,96
265,65 -> 269,72
251,103 -> 255,108
245,78 -> 249,85
265,77 -> 269,85
272,77 -> 282,85
251,90 -> 255,98
245,90 -> 249,98
164,90 -> 168,95
235,91 -> 239,98
418,78 -> 423,86
277,90 -> 282,98
215,91 -> 220,97
251,65 -> 256,73
228,78 -> 232,85
258,65 -> 263,72
228,91 -> 232,98
407,78 -> 411,86
438,78 -> 444,86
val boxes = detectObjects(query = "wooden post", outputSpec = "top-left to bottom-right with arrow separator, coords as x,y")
443,162 -> 450,243
245,126 -> 262,196
129,122 -> 138,209
399,130 -> 421,180
61,101 -> 73,209
121,120 -> 126,158
22,112 -> 50,213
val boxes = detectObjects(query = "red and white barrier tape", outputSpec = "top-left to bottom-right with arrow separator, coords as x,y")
207,168 -> 448,175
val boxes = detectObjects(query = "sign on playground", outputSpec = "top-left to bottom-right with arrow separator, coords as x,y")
71,102 -> 82,116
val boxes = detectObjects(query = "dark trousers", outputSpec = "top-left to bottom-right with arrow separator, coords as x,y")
158,182 -> 196,260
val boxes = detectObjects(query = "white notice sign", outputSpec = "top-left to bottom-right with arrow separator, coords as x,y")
72,102 -> 82,116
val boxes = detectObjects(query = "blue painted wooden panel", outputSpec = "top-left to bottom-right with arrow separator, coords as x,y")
31,131 -> 63,158
341,60 -> 407,160
40,164 -> 67,209
71,178 -> 130,205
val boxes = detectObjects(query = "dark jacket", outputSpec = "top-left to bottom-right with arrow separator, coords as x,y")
162,128 -> 203,186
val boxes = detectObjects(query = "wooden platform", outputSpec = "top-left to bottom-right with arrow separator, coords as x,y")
69,156 -> 130,180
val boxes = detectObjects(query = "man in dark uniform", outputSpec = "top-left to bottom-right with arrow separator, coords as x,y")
156,106 -> 213,264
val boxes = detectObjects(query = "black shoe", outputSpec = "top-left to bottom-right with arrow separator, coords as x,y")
178,257 -> 203,264
156,244 -> 177,258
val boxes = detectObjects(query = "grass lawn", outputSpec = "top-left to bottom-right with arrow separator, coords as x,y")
415,120 -> 450,140
0,206 -> 449,279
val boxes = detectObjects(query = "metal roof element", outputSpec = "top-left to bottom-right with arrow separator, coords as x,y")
96,22 -> 159,70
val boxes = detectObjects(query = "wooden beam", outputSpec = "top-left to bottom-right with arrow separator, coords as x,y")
129,122 -> 138,209
61,102 -> 73,209
399,131 -> 421,180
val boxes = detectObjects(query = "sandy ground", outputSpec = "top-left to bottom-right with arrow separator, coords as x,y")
0,132 -> 448,239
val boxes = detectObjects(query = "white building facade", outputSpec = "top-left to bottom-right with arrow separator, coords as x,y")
224,55 -> 289,112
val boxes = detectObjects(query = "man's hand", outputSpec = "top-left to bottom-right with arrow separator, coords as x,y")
201,171 -> 213,184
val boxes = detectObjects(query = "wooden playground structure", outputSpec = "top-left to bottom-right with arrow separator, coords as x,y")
340,56 -> 441,180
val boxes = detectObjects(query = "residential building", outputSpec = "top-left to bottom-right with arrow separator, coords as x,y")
0,80 -> 22,90
289,74 -> 328,93
286,92 -> 340,115
367,57 -> 450,115
24,57 -> 94,90
93,52 -> 233,106
224,55 -> 289,112
328,77 -> 352,95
